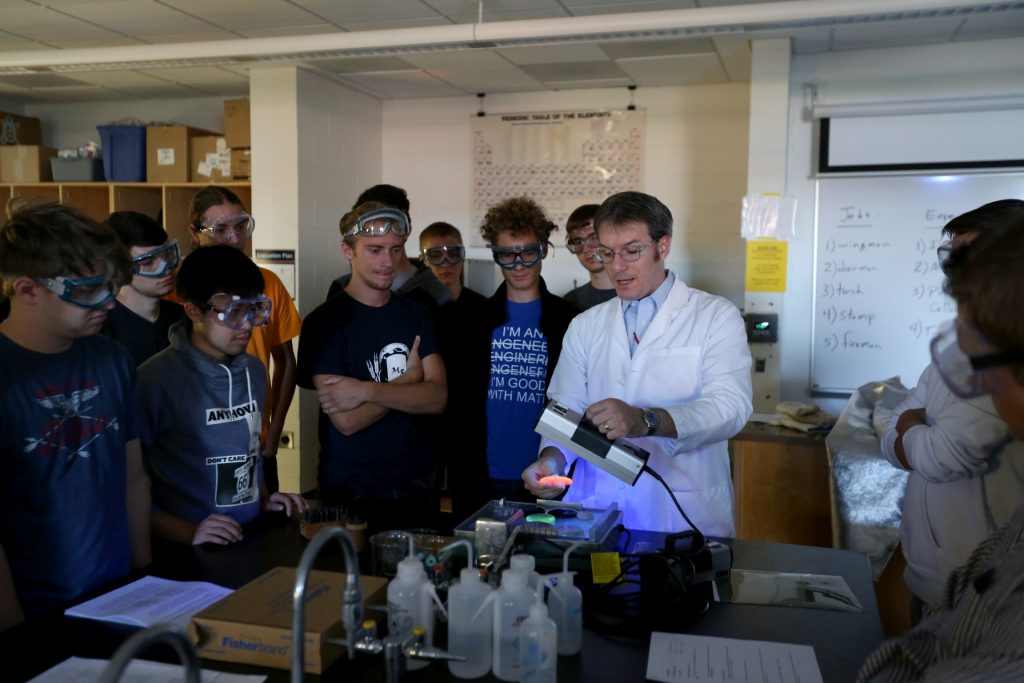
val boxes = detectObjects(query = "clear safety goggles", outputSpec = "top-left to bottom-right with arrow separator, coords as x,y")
489,241 -> 547,270
931,318 -> 1024,398
132,239 -> 180,278
342,208 -> 410,239
207,294 -> 272,330
41,274 -> 117,309
421,244 -> 465,266
566,232 -> 599,255
594,241 -> 654,264
198,213 -> 255,244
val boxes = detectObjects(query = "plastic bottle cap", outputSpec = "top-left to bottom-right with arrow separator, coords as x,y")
460,567 -> 480,583
502,568 -> 526,589
510,554 -> 536,572
397,556 -> 424,581
529,602 -> 548,620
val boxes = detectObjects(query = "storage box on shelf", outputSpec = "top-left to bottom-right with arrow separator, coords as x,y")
223,98 -> 250,149
97,124 -> 147,182
0,146 -> 57,182
147,125 -> 214,183
50,157 -> 105,182
0,112 -> 42,146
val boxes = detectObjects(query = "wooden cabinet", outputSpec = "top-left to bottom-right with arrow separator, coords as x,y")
1,182 -> 251,257
730,422 -> 832,547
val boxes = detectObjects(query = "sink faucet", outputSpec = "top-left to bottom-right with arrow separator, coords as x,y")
291,526 -> 363,683
98,624 -> 201,683
347,620 -> 465,683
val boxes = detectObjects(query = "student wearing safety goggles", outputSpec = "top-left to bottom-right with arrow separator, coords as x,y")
857,214 -> 1024,683
137,245 -> 308,547
101,211 -> 184,366
880,200 -> 1024,623
419,221 -> 486,306
562,203 -> 616,312
0,202 -> 150,632
452,197 -> 577,511
296,201 -> 447,534
187,186 -> 301,495
326,184 -> 452,310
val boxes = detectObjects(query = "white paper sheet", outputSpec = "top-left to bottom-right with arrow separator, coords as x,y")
647,632 -> 823,683
64,575 -> 232,628
29,656 -> 265,682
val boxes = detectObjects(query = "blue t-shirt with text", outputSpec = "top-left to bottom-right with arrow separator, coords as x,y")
486,299 -> 549,479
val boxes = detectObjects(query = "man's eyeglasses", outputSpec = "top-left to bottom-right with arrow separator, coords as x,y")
593,241 -> 655,264
343,208 -> 410,238
422,244 -> 465,266
42,274 -> 117,309
932,319 -> 1024,398
132,240 -> 180,278
198,213 -> 255,244
489,242 -> 547,270
566,233 -> 599,255
936,240 -> 954,276
207,294 -> 272,330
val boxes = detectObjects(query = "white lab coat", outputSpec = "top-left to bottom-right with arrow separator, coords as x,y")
545,277 -> 752,536
881,363 -> 1024,607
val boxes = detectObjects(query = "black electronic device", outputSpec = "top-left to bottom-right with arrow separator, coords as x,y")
744,312 -> 778,343
637,532 -> 733,631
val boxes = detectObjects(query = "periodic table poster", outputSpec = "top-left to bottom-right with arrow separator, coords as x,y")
470,109 -> 645,244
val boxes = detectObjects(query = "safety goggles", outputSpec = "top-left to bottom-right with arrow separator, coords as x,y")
489,241 -> 547,270
131,239 -> 180,278
207,294 -> 272,330
421,244 -> 465,266
41,274 -> 117,309
566,233 -> 599,255
931,319 -> 1024,398
198,213 -> 255,244
594,241 -> 654,264
936,240 -> 954,276
342,208 -> 410,238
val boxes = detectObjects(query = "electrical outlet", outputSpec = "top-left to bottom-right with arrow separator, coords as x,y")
279,431 -> 294,450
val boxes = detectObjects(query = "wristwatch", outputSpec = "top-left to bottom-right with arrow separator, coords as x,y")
642,409 -> 660,436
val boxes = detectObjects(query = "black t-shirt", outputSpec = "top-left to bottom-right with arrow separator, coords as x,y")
296,290 -> 438,497
101,299 -> 185,367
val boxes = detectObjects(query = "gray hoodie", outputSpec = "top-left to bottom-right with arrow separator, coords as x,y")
138,322 -> 267,525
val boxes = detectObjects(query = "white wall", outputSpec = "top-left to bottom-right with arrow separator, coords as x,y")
382,84 -> 751,306
22,96 -> 227,150
779,36 -> 1024,412
250,65 -> 383,493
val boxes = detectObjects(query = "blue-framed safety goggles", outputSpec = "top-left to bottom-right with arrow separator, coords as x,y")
421,244 -> 465,266
131,239 -> 180,278
342,208 -> 410,238
207,294 -> 272,330
489,241 -> 547,270
41,274 -> 117,309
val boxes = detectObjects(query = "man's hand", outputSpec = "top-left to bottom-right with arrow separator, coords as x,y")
318,376 -> 369,413
401,335 -> 425,384
522,450 -> 568,499
586,398 -> 645,440
193,514 -> 244,545
262,492 -> 309,516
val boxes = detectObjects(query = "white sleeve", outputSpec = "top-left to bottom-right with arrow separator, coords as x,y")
880,366 -> 930,468
664,301 -> 753,453
903,397 -> 1009,483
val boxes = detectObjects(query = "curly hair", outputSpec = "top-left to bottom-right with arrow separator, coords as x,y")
480,197 -> 558,245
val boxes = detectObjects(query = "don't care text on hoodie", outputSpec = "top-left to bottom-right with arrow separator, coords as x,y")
138,321 -> 267,525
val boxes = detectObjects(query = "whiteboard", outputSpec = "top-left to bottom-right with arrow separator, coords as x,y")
812,173 -> 1024,393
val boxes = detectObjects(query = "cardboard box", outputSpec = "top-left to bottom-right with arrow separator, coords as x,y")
188,567 -> 388,674
190,135 -> 232,182
230,148 -> 251,179
0,145 -> 56,182
224,98 -> 250,149
146,125 -> 213,183
0,111 -> 42,146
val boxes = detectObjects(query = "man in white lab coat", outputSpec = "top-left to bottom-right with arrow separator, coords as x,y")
522,191 -> 752,535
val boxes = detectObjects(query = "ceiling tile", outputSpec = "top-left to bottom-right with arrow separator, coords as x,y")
402,49 -> 509,71
711,35 -> 749,82
310,56 -> 419,74
158,0 -> 325,32
28,85 -> 134,101
429,65 -> 543,94
138,65 -> 247,85
288,0 -> 441,24
496,43 -> 608,65
61,70 -> 174,87
600,37 -> 714,59
956,11 -> 1024,41
519,60 -> 629,83
141,30 -> 240,43
50,1 -> 224,37
617,53 -> 727,86
832,17 -> 964,51
540,77 -> 634,90
0,6 -> 123,41
43,37 -> 146,49
0,72 -> 90,87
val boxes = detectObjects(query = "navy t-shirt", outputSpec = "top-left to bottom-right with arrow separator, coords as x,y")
296,291 -> 438,497
101,299 -> 184,367
0,333 -> 136,616
485,299 -> 549,479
